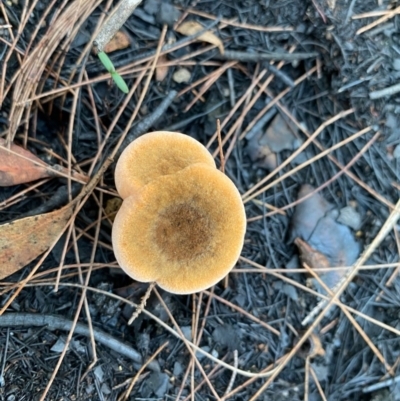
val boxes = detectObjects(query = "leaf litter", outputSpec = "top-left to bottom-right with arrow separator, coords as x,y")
0,204 -> 73,280
0,139 -> 51,186
176,20 -> 225,54
1,0 -> 399,399
291,184 -> 361,293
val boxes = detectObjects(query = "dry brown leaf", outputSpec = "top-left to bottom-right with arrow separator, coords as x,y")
156,54 -> 169,82
0,205 -> 73,280
291,184 -> 360,293
103,31 -> 131,53
176,21 -> 224,54
296,332 -> 325,358
0,138 -> 50,186
294,237 -> 331,272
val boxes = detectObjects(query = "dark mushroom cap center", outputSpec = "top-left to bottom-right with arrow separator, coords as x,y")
153,202 -> 213,262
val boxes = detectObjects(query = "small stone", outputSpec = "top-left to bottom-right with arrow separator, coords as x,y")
196,346 -> 210,361
154,373 -> 169,398
94,365 -> 104,382
100,383 -> 111,395
144,0 -> 160,15
180,326 -> 192,340
222,87 -> 230,97
337,206 -> 362,230
212,325 -> 242,351
393,144 -> 400,159
51,337 -> 66,353
393,59 -> 400,71
173,68 -> 191,83
173,361 -> 183,376
156,2 -> 181,26
85,384 -> 94,394
282,283 -> 298,301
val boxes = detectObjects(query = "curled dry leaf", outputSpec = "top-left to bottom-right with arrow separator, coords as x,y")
176,20 -> 224,54
0,205 -> 73,280
156,54 -> 169,82
296,332 -> 325,358
291,184 -> 360,292
0,138 -> 50,186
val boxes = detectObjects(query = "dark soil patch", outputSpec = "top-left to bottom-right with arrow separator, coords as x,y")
1,0 -> 400,400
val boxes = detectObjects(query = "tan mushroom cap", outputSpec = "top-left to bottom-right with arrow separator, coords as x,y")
112,163 -> 246,294
115,131 -> 216,199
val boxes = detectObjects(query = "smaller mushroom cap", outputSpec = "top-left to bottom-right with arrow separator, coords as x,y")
112,163 -> 246,294
115,131 -> 216,199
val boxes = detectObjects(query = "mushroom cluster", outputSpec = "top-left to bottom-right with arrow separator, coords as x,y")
112,131 -> 246,294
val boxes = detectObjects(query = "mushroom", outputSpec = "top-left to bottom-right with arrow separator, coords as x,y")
115,131 -> 216,199
112,163 -> 246,294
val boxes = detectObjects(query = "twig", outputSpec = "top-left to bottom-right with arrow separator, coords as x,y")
15,280 -> 287,379
304,356 -> 310,401
108,24 -> 168,162
128,282 -> 156,325
94,0 -> 143,52
206,69 -> 267,148
356,5 -> 400,35
121,341 -> 168,400
18,183 -> 82,218
218,50 -> 319,62
246,129 -> 380,222
109,81 -> 176,163
176,7 -> 293,32
309,366 -> 328,401
113,17 -> 222,67
352,8 -> 400,19
244,108 -> 277,140
239,64 -> 317,141
238,256 -> 400,338
369,82 -> 400,99
224,350 -> 238,396
153,288 -> 278,379
362,375 -> 400,393
385,228 -> 400,286
311,0 -> 327,22
302,197 -> 400,326
0,328 -> 10,385
265,63 -> 295,87
227,68 -> 235,108
242,108 -> 356,203
153,289 -> 221,400
303,263 -> 393,373
165,99 -> 227,131
203,290 -> 280,336
247,201 -> 400,400
0,313 -> 159,370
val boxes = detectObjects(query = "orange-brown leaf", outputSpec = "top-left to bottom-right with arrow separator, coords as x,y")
176,21 -> 224,54
0,139 -> 50,186
104,31 -> 131,53
0,205 -> 73,280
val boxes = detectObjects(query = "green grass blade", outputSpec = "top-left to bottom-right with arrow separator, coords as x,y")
112,72 -> 129,94
98,51 -> 115,73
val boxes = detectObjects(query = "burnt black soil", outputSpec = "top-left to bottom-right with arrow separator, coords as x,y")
0,0 -> 400,400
